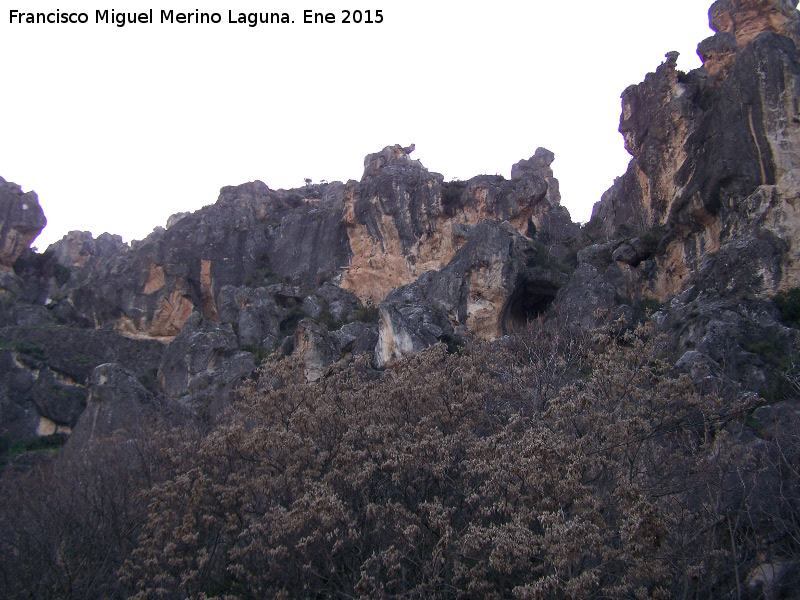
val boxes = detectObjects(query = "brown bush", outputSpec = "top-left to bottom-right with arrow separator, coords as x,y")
3,319 -> 799,599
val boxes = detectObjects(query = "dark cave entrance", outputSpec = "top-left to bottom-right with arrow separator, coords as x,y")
503,280 -> 560,333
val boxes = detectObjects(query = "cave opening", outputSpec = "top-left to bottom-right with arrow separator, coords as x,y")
503,280 -> 560,333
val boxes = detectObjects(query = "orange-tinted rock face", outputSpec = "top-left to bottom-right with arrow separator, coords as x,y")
341,146 -> 570,306
143,263 -> 166,294
149,284 -> 195,337
698,33 -> 741,87
710,0 -> 800,49
200,259 -> 218,321
587,0 -> 800,302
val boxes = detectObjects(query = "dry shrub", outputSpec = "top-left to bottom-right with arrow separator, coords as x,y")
121,322 -> 797,599
3,319 -> 799,599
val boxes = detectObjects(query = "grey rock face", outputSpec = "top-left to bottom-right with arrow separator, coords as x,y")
331,321 -> 379,356
0,177 -> 46,270
374,220 -> 568,365
48,230 -> 125,269
697,32 -> 740,87
709,0 -> 800,49
573,1 -> 800,394
375,301 -> 453,368
62,363 -> 192,456
285,318 -> 378,382
0,326 -> 165,443
294,319 -> 340,382
611,238 -> 650,266
157,312 -> 254,405
64,363 -> 155,453
47,180 -> 352,339
343,144 -> 574,303
553,264 -> 621,331
362,143 -> 423,179
8,0 -> 800,447
586,51 -> 705,241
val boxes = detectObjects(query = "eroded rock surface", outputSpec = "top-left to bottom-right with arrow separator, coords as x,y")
376,220 -> 568,366
0,177 -> 46,271
575,0 -> 800,394
5,0 -> 800,446
343,145 -> 574,304
709,0 -> 800,49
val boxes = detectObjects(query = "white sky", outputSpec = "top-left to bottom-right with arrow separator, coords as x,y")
1,1 -> 714,249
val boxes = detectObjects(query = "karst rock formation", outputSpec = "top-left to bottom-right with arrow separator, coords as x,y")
2,0 -> 800,451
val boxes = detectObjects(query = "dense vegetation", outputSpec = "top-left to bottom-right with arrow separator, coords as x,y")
1,317 -> 799,599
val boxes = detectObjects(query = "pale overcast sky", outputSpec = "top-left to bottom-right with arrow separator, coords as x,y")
1,1 -> 714,249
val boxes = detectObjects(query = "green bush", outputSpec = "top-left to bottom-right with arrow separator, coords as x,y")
139,367 -> 160,393
529,241 -> 577,274
440,180 -> 467,205
2,433 -> 69,459
245,253 -> 274,286
240,345 -> 272,364
774,287 -> 800,328
279,307 -> 307,334
351,305 -> 380,324
13,342 -> 47,361
315,310 -> 342,331
640,224 -> 665,253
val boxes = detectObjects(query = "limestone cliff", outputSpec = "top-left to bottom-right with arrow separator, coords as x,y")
3,0 -> 800,446
343,144 -> 572,304
576,0 -> 800,397
0,142 -> 572,440
588,0 -> 800,301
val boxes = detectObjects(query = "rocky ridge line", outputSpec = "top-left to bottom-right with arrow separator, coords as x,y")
2,0 -> 800,459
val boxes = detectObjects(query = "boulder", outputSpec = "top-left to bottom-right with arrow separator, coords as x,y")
375,302 -> 454,368
157,312 -> 252,400
60,363 -> 166,457
294,319 -> 340,382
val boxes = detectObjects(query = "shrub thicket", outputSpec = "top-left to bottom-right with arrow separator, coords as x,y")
2,319 -> 799,599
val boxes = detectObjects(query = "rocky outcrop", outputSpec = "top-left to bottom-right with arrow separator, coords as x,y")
587,51 -> 704,243
697,32 -> 741,87
342,145 -> 574,304
292,318 -> 379,381
44,180 -> 351,340
709,0 -> 800,50
48,230 -> 125,270
62,363 -> 190,455
586,0 -> 800,298
63,363 -> 155,452
0,177 -> 46,271
375,220 -> 569,365
571,0 -> 800,395
0,139 -> 575,439
294,319 -> 340,382
156,312 -> 255,417
0,326 -> 164,443
6,141 -> 569,351
6,0 -> 800,444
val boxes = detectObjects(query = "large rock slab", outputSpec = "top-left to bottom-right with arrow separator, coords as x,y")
342,144 -> 574,304
156,312 -> 255,418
